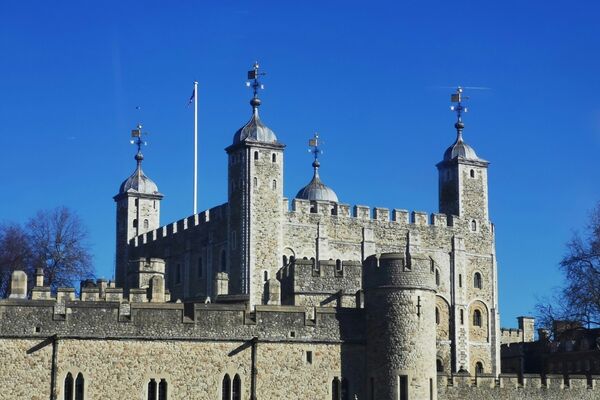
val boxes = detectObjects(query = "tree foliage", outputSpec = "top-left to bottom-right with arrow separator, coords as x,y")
537,203 -> 600,329
0,207 -> 94,296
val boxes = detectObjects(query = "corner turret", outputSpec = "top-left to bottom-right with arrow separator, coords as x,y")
437,88 -> 490,223
114,124 -> 163,290
225,63 -> 285,308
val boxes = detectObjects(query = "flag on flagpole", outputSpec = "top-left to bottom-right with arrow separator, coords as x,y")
188,89 -> 195,106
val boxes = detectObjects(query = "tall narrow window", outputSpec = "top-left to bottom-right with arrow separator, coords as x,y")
253,177 -> 258,187
148,379 -> 157,400
435,269 -> 440,286
254,151 -> 259,160
435,307 -> 440,325
460,309 -> 464,325
341,378 -> 349,400
470,169 -> 475,178
144,219 -> 149,229
283,255 -> 288,266
473,309 -> 482,327
437,359 -> 444,372
471,220 -> 477,231
263,270 -> 269,282
272,153 -> 277,162
133,219 -> 138,228
475,362 -> 484,375
158,379 -> 167,400
64,373 -> 74,400
232,374 -> 241,400
75,373 -> 84,400
399,375 -> 408,400
474,272 -> 482,289
221,250 -> 227,272
332,377 -> 340,400
272,179 -> 277,190
222,374 -> 231,400
336,259 -> 342,271
198,257 -> 203,278
430,378 -> 434,400
459,274 -> 462,287
175,264 -> 181,284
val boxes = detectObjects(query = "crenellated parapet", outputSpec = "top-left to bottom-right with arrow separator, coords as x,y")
437,373 -> 600,400
277,258 -> 362,307
131,203 -> 229,248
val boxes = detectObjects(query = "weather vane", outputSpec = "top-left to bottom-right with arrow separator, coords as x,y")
450,87 -> 469,123
130,123 -> 148,155
246,61 -> 266,100
308,132 -> 323,162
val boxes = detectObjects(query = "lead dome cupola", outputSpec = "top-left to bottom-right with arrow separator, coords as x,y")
295,133 -> 339,203
117,125 -> 161,196
232,62 -> 278,145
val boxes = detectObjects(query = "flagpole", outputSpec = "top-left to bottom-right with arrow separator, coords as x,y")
193,81 -> 198,215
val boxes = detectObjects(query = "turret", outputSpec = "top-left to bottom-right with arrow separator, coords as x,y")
437,87 -> 489,224
225,63 -> 285,307
364,253 -> 437,400
114,124 -> 163,290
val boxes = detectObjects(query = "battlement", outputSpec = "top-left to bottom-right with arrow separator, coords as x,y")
0,295 -> 365,343
363,253 -> 436,291
437,373 -> 600,390
278,258 -> 363,307
284,197 -> 467,229
130,203 -> 228,247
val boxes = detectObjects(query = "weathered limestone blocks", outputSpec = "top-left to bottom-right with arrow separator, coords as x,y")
9,270 -> 27,299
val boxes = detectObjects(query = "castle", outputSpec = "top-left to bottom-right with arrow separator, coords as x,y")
1,65 -> 598,400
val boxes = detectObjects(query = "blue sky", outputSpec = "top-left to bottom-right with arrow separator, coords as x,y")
1,1 -> 599,328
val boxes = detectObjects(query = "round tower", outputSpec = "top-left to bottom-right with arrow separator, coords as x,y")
364,253 -> 437,400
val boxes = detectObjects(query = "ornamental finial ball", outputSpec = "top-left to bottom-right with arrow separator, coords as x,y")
455,121 -> 465,130
250,97 -> 261,108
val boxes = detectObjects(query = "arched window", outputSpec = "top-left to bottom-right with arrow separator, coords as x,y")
221,250 -> 227,272
144,219 -> 149,229
263,270 -> 269,282
471,220 -> 477,232
332,377 -> 340,400
437,359 -> 444,372
133,219 -> 138,228
435,307 -> 440,325
222,374 -> 231,400
336,259 -> 342,271
158,379 -> 167,400
147,379 -> 157,400
435,269 -> 440,286
254,151 -> 259,160
341,378 -> 349,400
64,373 -> 74,400
470,169 -> 475,178
474,272 -> 482,289
475,362 -> 484,375
272,179 -> 277,190
290,255 -> 295,265
473,309 -> 482,327
283,255 -> 288,266
272,153 -> 277,162
253,177 -> 258,187
75,373 -> 84,400
232,374 -> 241,400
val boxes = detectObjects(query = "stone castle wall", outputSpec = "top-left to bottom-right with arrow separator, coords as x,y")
437,373 -> 600,400
130,204 -> 230,301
